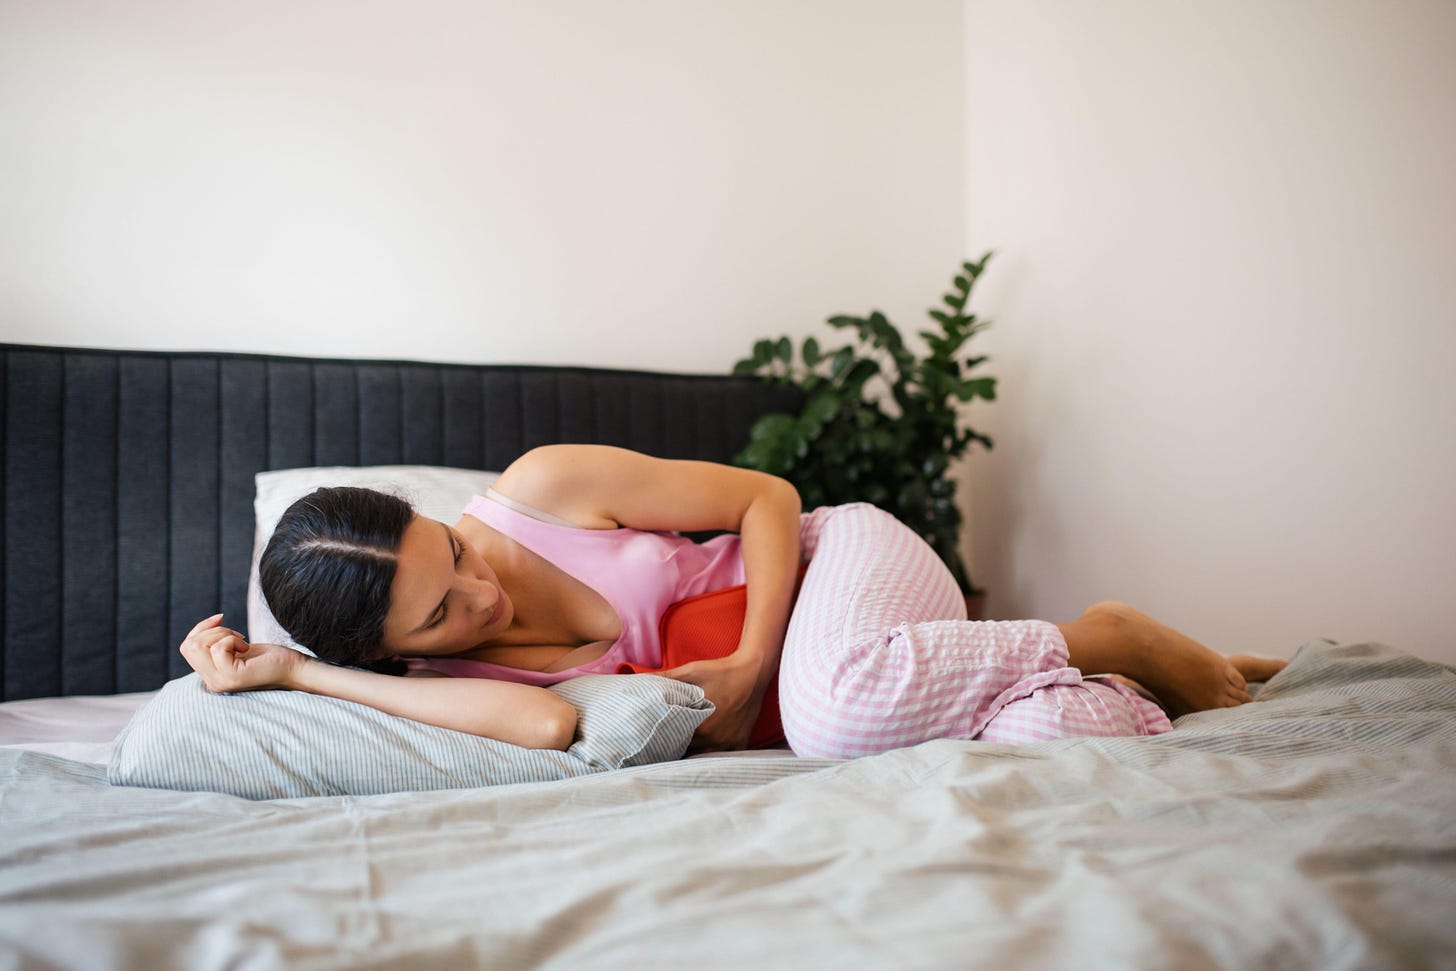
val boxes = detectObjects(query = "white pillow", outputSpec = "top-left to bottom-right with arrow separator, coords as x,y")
247,465 -> 501,653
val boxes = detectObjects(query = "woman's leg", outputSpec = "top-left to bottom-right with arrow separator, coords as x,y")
1056,601 -> 1288,718
778,504 -> 1165,757
778,503 -> 962,757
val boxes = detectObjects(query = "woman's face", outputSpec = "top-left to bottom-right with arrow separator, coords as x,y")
380,515 -> 513,658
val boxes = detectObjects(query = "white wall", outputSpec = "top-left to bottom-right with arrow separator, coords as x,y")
0,0 -> 965,372
7,0 -> 1452,665
962,0 -> 1456,662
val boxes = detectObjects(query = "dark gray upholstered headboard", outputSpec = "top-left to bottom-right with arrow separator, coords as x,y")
1,343 -> 799,701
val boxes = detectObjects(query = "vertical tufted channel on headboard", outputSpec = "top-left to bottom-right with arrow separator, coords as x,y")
0,344 -> 799,701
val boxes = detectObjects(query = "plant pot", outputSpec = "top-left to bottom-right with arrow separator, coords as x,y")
964,590 -> 987,622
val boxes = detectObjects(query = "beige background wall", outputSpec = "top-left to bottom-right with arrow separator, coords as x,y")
3,0 -> 1452,664
962,0 -> 1456,663
0,0 -> 965,372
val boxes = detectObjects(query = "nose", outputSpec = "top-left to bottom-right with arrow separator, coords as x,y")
460,575 -> 498,617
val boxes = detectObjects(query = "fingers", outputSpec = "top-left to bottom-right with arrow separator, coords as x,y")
180,615 -> 248,668
182,617 -> 244,645
187,613 -> 225,637
182,627 -> 253,693
181,616 -> 238,650
209,634 -> 244,663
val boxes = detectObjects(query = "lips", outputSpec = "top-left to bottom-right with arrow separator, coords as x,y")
484,596 -> 503,629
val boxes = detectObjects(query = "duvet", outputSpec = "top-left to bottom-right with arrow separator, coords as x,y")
2,640 -> 1454,970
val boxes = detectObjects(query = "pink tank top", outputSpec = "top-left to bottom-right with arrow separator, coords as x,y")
400,491 -> 747,684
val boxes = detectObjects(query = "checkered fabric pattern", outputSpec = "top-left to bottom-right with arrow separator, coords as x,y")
778,504 -> 1171,758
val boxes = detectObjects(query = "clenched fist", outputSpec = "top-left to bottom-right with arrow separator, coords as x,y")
178,614 -> 307,693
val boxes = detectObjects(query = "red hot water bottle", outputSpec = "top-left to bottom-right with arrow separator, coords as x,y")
617,581 -> 796,750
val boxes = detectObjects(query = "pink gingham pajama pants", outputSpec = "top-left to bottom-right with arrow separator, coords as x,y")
777,504 -> 1172,758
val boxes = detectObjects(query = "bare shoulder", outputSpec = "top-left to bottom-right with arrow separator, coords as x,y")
496,444 -> 633,488
494,444 -> 794,534
493,444 -> 641,527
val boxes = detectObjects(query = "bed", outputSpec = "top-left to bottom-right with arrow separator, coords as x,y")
3,342 -> 1455,969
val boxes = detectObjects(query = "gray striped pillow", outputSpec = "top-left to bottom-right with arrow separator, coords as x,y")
108,673 -> 713,799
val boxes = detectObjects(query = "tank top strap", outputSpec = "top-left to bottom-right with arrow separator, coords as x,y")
481,487 -> 583,529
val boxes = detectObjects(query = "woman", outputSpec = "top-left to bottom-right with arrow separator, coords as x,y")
180,445 -> 1286,757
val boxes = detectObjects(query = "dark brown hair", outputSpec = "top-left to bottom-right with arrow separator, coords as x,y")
259,486 -> 413,674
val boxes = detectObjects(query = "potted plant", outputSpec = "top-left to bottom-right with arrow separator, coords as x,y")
732,252 -> 998,618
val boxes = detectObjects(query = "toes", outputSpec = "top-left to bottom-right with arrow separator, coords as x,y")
1230,654 -> 1289,684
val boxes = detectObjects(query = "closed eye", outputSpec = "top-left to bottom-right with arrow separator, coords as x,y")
426,533 -> 465,630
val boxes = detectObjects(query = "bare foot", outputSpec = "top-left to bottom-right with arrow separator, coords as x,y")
1081,603 -> 1287,719
1230,655 -> 1288,685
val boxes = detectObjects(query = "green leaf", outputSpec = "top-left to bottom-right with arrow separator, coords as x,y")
843,358 -> 880,391
803,392 -> 840,426
748,412 -> 797,442
916,330 -> 949,356
775,337 -> 793,364
732,358 -> 759,376
872,312 -> 905,352
963,251 -> 992,278
829,346 -> 854,380
953,275 -> 970,292
802,336 -> 821,367
944,293 -> 965,311
827,315 -> 862,330
954,377 -> 996,401
928,309 -> 954,327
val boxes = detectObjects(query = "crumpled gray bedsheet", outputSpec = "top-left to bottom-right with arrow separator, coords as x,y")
2,640 -> 1454,970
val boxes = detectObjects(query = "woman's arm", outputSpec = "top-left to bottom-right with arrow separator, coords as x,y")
179,615 -> 578,750
494,445 -> 803,750
287,659 -> 578,750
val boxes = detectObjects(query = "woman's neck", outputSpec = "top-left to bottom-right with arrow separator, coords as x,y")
451,514 -> 577,651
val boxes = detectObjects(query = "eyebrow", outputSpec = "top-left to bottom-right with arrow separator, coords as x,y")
408,521 -> 456,635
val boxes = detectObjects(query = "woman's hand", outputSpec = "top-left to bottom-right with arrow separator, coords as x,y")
660,653 -> 767,754
178,614 -> 306,694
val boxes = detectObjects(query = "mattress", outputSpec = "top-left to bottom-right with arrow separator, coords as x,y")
0,690 -> 155,764
3,640 -> 1455,970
